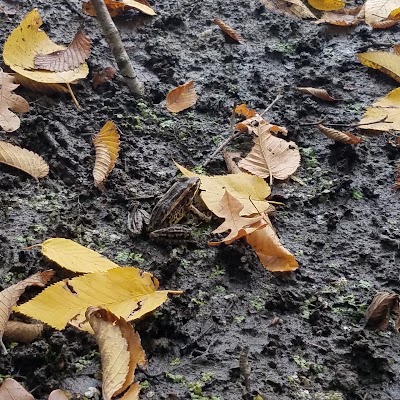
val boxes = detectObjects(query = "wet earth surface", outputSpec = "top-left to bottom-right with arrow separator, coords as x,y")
1,0 -> 400,399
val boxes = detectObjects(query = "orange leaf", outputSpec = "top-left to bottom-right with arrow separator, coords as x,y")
92,120 -> 120,189
236,114 -> 288,136
0,378 -> 34,400
92,66 -> 116,89
213,18 -> 244,43
234,103 -> 257,119
317,124 -> 362,144
166,80 -> 197,113
296,86 -> 338,101
82,0 -> 156,16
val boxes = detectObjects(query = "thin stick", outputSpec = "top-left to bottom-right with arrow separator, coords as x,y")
299,116 -> 388,128
260,93 -> 283,117
90,0 -> 144,97
66,83 -> 80,108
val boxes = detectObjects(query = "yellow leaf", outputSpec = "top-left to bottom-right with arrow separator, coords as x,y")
166,80 -> 198,113
359,87 -> 400,132
15,267 -> 182,331
14,74 -> 69,94
175,163 -> 271,216
3,9 -> 89,84
93,120 -> 120,189
365,0 -> 400,27
308,0 -> 345,11
0,141 -> 49,180
0,378 -> 34,400
358,51 -> 400,83
40,238 -> 120,273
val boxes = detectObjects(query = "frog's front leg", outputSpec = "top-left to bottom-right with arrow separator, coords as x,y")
189,204 -> 212,222
127,203 -> 150,237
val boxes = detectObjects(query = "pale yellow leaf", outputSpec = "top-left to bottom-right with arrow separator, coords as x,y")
260,0 -> 316,18
48,389 -> 70,400
120,382 -> 140,400
315,5 -> 365,26
357,51 -> 400,83
365,0 -> 400,27
0,378 -> 34,400
308,0 -> 345,11
14,74 -> 69,94
166,80 -> 197,113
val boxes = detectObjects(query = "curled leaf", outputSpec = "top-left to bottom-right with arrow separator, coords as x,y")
14,74 -> 69,94
307,0 -> 345,11
260,0 -> 316,18
0,378 -> 34,400
365,0 -> 400,28
234,103 -> 257,119
317,124 -> 362,144
3,321 -> 43,343
48,389 -> 70,400
357,51 -> 400,83
365,292 -> 400,330
92,66 -> 116,89
213,18 -> 244,43
296,87 -> 338,101
83,0 -> 156,17
315,5 -> 365,26
166,80 -> 197,113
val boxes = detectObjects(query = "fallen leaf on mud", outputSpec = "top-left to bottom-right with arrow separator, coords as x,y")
364,0 -> 400,28
0,378 -> 34,400
92,66 -> 116,89
307,0 -> 345,11
246,215 -> 299,272
88,307 -> 146,400
223,150 -> 242,174
48,389 -> 70,400
238,129 -> 300,183
236,113 -> 288,136
93,120 -> 120,189
296,87 -> 338,101
365,292 -> 400,330
0,71 -> 29,132
315,5 -> 365,26
176,163 -> 271,216
83,0 -> 156,17
357,50 -> 400,83
15,267 -> 182,331
39,238 -> 120,273
0,140 -> 49,179
3,9 -> 89,84
260,0 -> 316,19
394,161 -> 400,191
234,103 -> 257,119
3,321 -> 43,343
208,190 -> 267,245
213,18 -> 244,43
0,270 -> 53,352
34,30 -> 91,72
317,125 -> 362,144
13,74 -> 69,94
389,7 -> 400,20
166,80 -> 197,113
359,87 -> 400,132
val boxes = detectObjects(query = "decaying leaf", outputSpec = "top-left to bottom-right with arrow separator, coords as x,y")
296,87 -> 338,101
83,0 -> 156,17
365,292 -> 400,330
3,321 -> 43,343
246,215 -> 299,272
307,0 -> 345,11
0,71 -> 29,132
234,103 -> 257,119
238,129 -> 301,183
92,66 -> 116,89
0,140 -> 49,179
166,80 -> 197,113
14,74 -> 69,94
393,161 -> 400,191
3,9 -> 89,84
88,307 -> 146,400
358,50 -> 400,83
213,18 -> 244,43
48,389 -> 70,400
315,5 -> 365,26
223,150 -> 242,174
34,30 -> 91,72
0,378 -> 34,400
317,124 -> 362,144
364,0 -> 400,28
260,0 -> 316,19
93,120 -> 120,189
15,267 -> 182,331
0,270 -> 53,352
208,190 -> 267,245
359,87 -> 400,132
176,163 -> 271,217
39,238 -> 120,273
236,113 -> 288,136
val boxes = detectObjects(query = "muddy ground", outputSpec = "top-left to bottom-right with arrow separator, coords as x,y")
1,0 -> 400,399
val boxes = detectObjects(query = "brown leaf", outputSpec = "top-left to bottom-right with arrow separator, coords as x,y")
48,389 -> 70,400
296,86 -> 339,101
365,0 -> 400,28
13,74 -> 69,94
236,114 -> 288,136
223,150 -> 242,174
87,307 -> 146,400
317,124 -> 362,144
119,382 -> 140,400
0,270 -> 53,352
213,18 -> 244,43
315,5 -> 365,26
365,292 -> 399,330
0,378 -> 34,400
234,103 -> 257,119
0,71 -> 29,132
394,161 -> 400,191
3,321 -> 43,343
83,0 -> 156,16
0,140 -> 49,179
260,0 -> 316,18
93,121 -> 120,189
166,80 -> 197,113
34,30 -> 91,72
92,67 -> 116,89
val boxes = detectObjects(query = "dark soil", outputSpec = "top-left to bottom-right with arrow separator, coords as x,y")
1,0 -> 400,399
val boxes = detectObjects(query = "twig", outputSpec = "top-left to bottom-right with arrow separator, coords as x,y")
239,345 -> 251,397
299,116 -> 388,128
90,0 -> 144,97
260,93 -> 283,117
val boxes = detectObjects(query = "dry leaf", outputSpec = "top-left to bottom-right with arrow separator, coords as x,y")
307,0 -> 345,11
0,71 -> 29,132
3,9 -> 89,84
93,120 -> 120,189
40,238 -> 120,273
0,270 -> 53,352
83,0 -> 156,17
88,307 -> 145,400
208,190 -> 267,245
296,87 -> 338,101
223,150 -> 242,174
358,51 -> 400,83
365,0 -> 400,28
14,74 -> 69,94
0,378 -> 34,400
260,0 -> 316,19
238,130 -> 300,183
166,80 -> 197,113
365,292 -> 400,330
246,215 -> 299,272
3,321 -> 43,343
315,5 -> 365,26
393,161 -> 400,191
92,67 -> 116,89
234,103 -> 257,119
0,140 -> 49,179
213,18 -> 244,43
317,124 -> 362,144
34,30 -> 91,72
48,389 -> 70,400
15,267 -> 182,331
389,7 -> 400,19
119,382 -> 140,400
236,113 -> 288,136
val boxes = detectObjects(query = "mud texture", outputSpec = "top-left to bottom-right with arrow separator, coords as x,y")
1,0 -> 400,399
